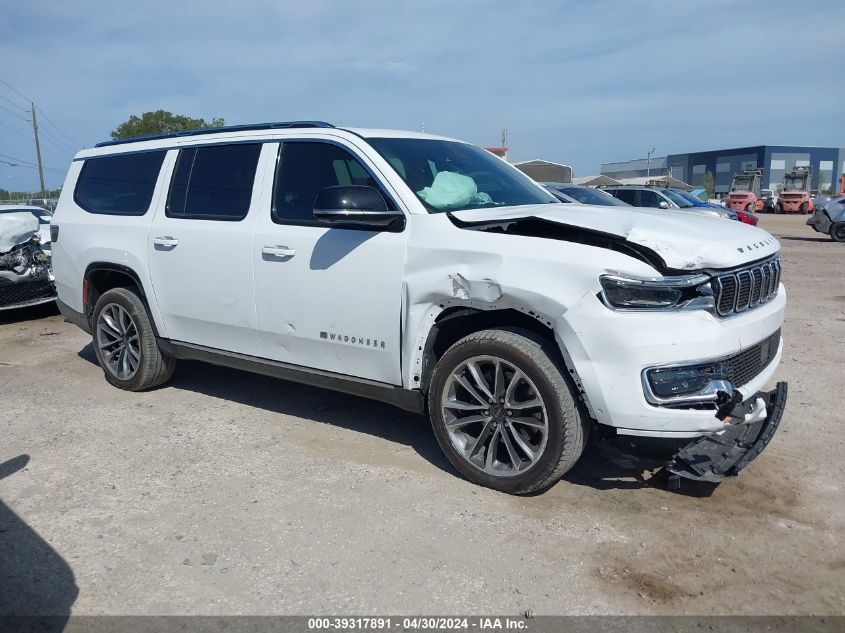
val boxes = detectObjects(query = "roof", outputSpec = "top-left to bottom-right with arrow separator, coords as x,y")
572,175 -> 621,186
513,159 -> 572,169
78,125 -> 462,160
614,175 -> 694,191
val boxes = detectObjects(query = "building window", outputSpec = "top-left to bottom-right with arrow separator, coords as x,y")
770,160 -> 786,170
692,164 -> 705,174
795,160 -> 810,167
716,162 -> 730,173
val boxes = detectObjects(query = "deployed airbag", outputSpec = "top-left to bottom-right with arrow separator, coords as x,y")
417,171 -> 493,210
0,212 -> 39,253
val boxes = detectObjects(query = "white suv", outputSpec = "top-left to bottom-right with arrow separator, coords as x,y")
51,122 -> 787,494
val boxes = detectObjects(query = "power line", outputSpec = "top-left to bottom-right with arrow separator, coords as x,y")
36,125 -> 78,156
36,106 -> 83,148
0,92 -> 27,112
0,118 -> 33,141
0,103 -> 30,122
0,77 -> 32,105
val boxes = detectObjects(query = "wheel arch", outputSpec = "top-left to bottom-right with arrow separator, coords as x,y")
83,262 -> 163,336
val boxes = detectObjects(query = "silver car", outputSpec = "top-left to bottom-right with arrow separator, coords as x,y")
807,195 -> 845,242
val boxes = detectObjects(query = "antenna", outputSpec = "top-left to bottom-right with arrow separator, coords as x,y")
501,128 -> 508,148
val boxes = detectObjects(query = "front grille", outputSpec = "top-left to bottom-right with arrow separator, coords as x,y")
714,257 -> 781,316
723,329 -> 781,388
0,277 -> 56,309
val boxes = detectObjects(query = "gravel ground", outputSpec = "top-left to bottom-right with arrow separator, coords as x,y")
1,214 -> 843,616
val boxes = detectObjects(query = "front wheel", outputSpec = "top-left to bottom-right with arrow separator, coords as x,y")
92,287 -> 176,391
831,222 -> 845,243
428,329 -> 586,495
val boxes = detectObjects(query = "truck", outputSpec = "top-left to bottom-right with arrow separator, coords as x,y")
777,165 -> 814,214
727,169 -> 765,214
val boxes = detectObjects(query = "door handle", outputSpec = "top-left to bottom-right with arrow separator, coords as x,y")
262,245 -> 296,258
153,236 -> 179,248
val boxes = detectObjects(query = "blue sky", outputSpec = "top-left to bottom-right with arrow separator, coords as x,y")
1,0 -> 842,192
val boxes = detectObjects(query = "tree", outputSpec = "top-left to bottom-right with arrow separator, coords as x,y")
111,110 -> 225,140
817,170 -> 832,195
703,170 -> 715,200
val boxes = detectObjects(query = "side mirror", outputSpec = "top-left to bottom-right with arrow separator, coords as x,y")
658,200 -> 670,209
313,186 -> 404,231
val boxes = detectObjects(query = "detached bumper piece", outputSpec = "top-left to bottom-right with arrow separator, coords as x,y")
666,382 -> 788,486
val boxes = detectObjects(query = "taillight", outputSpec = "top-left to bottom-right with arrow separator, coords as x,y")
82,278 -> 90,307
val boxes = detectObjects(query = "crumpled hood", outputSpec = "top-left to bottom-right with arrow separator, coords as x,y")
0,213 -> 39,254
450,203 -> 779,270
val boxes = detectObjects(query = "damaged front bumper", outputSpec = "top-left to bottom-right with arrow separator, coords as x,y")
666,382 -> 787,484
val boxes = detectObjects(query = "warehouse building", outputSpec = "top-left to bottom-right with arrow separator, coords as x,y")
602,145 -> 845,195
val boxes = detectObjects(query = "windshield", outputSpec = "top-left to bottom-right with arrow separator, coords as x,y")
556,185 -> 628,206
368,138 -> 557,212
661,189 -> 695,208
731,178 -> 752,192
784,177 -> 807,191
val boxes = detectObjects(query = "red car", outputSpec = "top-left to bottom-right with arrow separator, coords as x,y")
735,208 -> 759,226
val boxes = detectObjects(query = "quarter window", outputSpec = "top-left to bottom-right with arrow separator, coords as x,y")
166,144 -> 261,221
638,190 -> 663,207
272,142 -> 391,224
74,151 -> 166,215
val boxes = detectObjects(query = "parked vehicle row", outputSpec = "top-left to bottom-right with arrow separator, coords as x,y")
48,121 -> 787,494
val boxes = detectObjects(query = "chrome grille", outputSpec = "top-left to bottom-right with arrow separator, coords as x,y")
713,257 -> 781,317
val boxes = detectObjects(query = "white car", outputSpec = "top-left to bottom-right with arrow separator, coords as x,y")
0,205 -> 55,310
50,122 -> 787,494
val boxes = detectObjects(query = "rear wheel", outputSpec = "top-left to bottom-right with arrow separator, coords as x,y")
831,222 -> 845,243
92,287 -> 176,391
799,202 -> 808,214
428,328 -> 586,495
746,203 -> 755,213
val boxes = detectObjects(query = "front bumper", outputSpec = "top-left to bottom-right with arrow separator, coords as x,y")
667,382 -> 787,483
0,275 -> 56,311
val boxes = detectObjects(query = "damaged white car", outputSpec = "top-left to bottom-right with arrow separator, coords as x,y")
50,122 -> 787,494
0,205 -> 56,311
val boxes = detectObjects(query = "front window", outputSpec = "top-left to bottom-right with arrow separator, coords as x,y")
556,186 -> 629,206
661,189 -> 695,208
783,177 -> 806,191
731,178 -> 752,192
368,138 -> 556,212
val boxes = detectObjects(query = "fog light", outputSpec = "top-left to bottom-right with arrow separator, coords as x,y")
644,362 -> 733,405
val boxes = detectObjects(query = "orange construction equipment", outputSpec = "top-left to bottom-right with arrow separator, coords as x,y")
727,169 -> 765,213
777,165 -> 814,214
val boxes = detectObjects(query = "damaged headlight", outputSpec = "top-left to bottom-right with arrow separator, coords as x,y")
599,273 -> 713,311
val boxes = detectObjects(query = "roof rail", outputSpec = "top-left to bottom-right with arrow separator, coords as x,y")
95,120 -> 335,148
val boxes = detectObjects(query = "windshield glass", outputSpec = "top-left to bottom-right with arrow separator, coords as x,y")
661,189 -> 695,208
368,138 -> 557,212
732,178 -> 752,192
784,177 -> 806,191
557,186 -> 629,206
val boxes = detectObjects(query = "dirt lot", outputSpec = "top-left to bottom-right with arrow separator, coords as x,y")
1,214 -> 843,616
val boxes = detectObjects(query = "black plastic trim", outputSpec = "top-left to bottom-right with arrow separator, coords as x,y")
57,298 -> 91,334
158,339 -> 425,414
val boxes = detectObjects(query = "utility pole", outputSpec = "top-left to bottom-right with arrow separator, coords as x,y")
30,102 -> 45,195
646,147 -> 655,178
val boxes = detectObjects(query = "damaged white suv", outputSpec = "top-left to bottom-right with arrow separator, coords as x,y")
51,122 -> 787,494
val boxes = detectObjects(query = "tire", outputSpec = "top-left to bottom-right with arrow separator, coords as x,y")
92,287 -> 176,391
746,203 -> 755,213
427,328 -> 586,495
799,202 -> 808,214
831,222 -> 845,243
776,203 -> 784,214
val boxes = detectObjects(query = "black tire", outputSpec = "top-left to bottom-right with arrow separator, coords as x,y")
427,328 -> 586,495
799,202 -> 808,214
776,203 -> 784,214
92,287 -> 176,391
831,222 -> 845,243
746,203 -> 755,214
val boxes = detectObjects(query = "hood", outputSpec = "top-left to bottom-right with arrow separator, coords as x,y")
449,203 -> 779,271
0,212 -> 40,254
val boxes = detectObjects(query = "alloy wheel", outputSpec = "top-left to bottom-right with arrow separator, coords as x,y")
441,355 -> 549,477
96,303 -> 141,380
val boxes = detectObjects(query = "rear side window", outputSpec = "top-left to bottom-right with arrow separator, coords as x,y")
74,151 -> 166,215
638,190 -> 663,207
609,189 -> 638,205
167,143 -> 262,221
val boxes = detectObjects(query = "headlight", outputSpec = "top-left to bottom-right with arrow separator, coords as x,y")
600,273 -> 713,310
